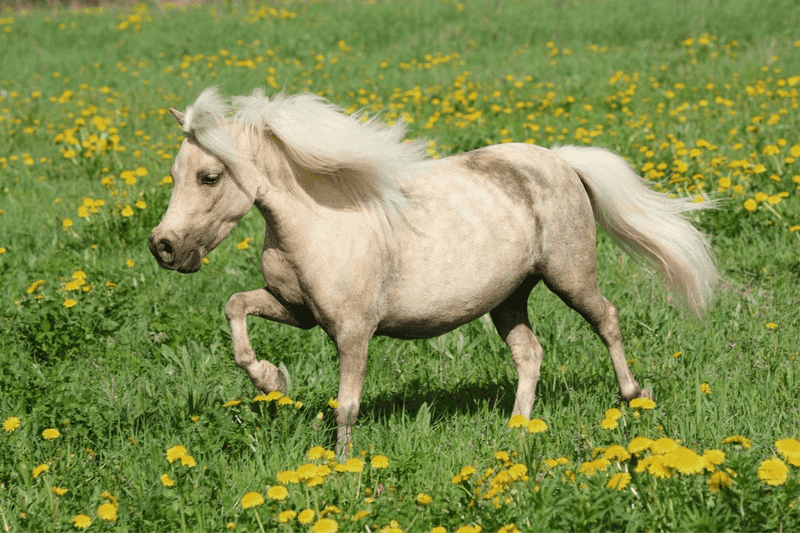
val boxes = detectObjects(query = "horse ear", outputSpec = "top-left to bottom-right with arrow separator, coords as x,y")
169,107 -> 185,126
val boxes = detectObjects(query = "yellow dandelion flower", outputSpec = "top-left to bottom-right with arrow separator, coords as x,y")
180,455 -> 196,468
223,398 -> 242,408
702,449 -> 726,468
634,456 -> 672,479
265,390 -> 284,402
494,450 -> 510,462
97,502 -> 117,522
51,487 -> 69,496
241,491 -> 264,509
701,383 -> 711,394
26,279 -> 45,294
352,509 -> 370,521
508,414 -> 528,428
312,518 -> 339,533
328,398 -> 340,409
757,457 -> 788,486
650,437 -> 679,455
236,237 -> 252,250
663,446 -> 707,475
629,398 -> 656,410
226,523 -> 236,530
62,218 -> 73,230
32,463 -> 49,477
277,396 -> 294,406
721,435 -> 752,450
160,473 -> 175,487
431,528 -> 447,533
70,514 -> 92,529
743,198 -> 757,212
527,418 -> 548,434
3,416 -> 20,432
135,166 -> 148,177
341,458 -> 363,473
371,454 -> 390,469
604,408 -> 622,420
416,492 -> 433,505
577,458 -> 610,477
306,475 -> 325,487
707,470 -> 732,492
628,436 -> 654,454
42,428 -> 61,440
775,438 -> 800,467
253,394 -> 269,402
126,259 -> 135,268
765,322 -> 778,330
278,510 -> 297,522
121,204 -> 134,217
135,200 -> 147,210
603,445 -> 631,462
606,472 -> 631,491
63,299 -> 78,308
600,418 -> 618,430
267,485 -> 288,501
308,446 -> 327,460
296,463 -> 319,480
166,445 -> 188,463
277,470 -> 300,484
298,509 -> 315,525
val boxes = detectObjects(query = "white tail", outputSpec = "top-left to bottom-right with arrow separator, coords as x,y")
551,145 -> 717,314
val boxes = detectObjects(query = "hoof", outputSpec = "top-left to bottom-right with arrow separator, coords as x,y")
638,388 -> 653,400
252,361 -> 287,395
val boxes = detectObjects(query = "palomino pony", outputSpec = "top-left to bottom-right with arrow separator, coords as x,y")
149,87 -> 716,455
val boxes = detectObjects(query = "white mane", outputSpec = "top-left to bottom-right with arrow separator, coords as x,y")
181,87 -> 428,214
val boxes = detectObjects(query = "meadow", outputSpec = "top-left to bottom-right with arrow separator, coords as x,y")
1,0 -> 799,531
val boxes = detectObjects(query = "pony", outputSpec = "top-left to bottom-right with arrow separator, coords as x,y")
149,87 -> 716,456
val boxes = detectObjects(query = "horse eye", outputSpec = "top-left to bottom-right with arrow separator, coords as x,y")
200,173 -> 221,185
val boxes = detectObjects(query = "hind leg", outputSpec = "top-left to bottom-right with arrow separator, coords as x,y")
543,259 -> 651,402
490,277 -> 544,418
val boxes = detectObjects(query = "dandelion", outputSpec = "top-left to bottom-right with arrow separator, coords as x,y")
600,418 -> 618,430
26,279 -> 45,294
265,390 -> 284,401
339,457 -> 364,473
121,204 -> 134,217
722,435 -> 752,450
223,399 -> 242,408
63,299 -> 78,308
635,456 -> 672,479
180,455 -> 196,468
352,510 -> 370,521
241,491 -> 264,509
700,383 -> 711,394
166,445 -> 188,463
278,510 -> 297,522
32,464 -> 49,477
604,408 -> 622,420
160,473 -> 175,487
41,427 -> 61,440
743,198 -> 757,211
371,454 -> 390,469
62,218 -> 73,230
707,471 -> 733,492
126,259 -> 135,268
663,446 -> 707,475
277,469 -> 300,484
277,396 -> 294,406
70,514 -> 92,529
606,472 -> 631,490
527,418 -> 548,433
629,398 -> 656,410
650,437 -> 679,455
236,237 -> 253,250
97,502 -> 117,522
766,322 -> 778,330
775,438 -> 800,466
577,458 -> 610,476
267,485 -> 288,501
628,436 -> 653,454
508,414 -> 527,428
757,457 -> 788,486
328,398 -> 340,409
603,445 -> 631,462
311,518 -> 339,533
702,449 -> 726,468
495,450 -> 510,462
3,416 -> 20,432
298,509 -> 316,524
52,487 -> 68,496
417,492 -> 433,505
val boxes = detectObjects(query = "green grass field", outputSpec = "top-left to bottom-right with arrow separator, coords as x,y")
1,0 -> 800,531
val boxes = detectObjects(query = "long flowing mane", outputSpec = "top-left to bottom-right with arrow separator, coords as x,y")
181,87 -> 429,215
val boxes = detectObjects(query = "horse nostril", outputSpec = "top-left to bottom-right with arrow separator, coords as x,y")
157,239 -> 175,264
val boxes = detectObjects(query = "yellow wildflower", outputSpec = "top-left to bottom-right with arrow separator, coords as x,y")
240,491 -> 264,509
371,454 -> 390,469
3,416 -> 20,432
266,485 -> 288,501
97,502 -> 117,522
758,457 -> 788,486
42,428 -> 60,440
606,472 -> 631,490
70,514 -> 92,529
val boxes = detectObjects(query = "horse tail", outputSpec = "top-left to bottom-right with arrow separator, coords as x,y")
550,145 -> 717,314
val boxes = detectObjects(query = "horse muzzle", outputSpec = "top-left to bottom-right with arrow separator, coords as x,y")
148,230 -> 203,273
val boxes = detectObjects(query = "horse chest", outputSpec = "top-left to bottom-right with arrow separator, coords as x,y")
260,248 -> 305,307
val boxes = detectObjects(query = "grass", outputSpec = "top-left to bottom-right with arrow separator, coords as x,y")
1,0 -> 800,531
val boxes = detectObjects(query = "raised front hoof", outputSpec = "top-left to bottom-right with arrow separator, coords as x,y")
619,383 -> 652,403
637,388 -> 654,400
251,362 -> 288,395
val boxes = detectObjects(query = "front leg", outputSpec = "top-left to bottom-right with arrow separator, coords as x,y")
224,288 -> 314,394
